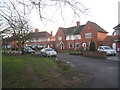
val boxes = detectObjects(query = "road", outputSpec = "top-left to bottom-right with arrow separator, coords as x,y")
107,53 -> 119,62
57,54 -> 119,88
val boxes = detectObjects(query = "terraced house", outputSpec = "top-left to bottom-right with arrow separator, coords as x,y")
2,29 -> 55,50
55,21 -> 108,50
25,29 -> 55,49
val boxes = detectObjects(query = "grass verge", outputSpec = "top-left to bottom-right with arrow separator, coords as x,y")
3,53 -> 92,88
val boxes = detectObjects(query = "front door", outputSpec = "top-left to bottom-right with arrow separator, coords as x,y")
60,41 -> 64,49
82,42 -> 86,48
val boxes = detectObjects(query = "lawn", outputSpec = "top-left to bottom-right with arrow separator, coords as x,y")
2,53 -> 91,88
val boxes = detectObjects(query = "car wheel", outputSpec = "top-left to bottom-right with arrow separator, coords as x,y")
32,52 -> 35,54
114,54 -> 116,56
45,53 -> 48,57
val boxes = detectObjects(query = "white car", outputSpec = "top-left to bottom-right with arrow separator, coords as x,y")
41,48 -> 57,57
98,46 -> 117,56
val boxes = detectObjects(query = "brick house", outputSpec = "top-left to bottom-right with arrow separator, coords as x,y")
2,29 -> 55,50
26,29 -> 55,49
113,24 -> 120,52
2,35 -> 19,50
55,21 -> 108,50
101,24 -> 120,52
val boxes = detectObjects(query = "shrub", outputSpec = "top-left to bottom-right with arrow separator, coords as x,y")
89,40 -> 96,51
80,47 -> 85,52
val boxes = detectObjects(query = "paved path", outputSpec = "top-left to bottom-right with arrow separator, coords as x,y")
57,54 -> 119,88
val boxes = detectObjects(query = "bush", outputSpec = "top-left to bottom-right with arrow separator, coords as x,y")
89,40 -> 96,51
79,47 -> 84,52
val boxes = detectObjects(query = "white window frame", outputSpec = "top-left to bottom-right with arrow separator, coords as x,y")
58,36 -> 62,40
85,33 -> 92,39
74,35 -> 81,40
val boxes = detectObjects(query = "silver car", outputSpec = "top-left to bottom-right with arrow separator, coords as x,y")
41,48 -> 57,57
98,46 -> 117,56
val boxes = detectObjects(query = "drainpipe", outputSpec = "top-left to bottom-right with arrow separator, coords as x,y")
74,40 -> 76,50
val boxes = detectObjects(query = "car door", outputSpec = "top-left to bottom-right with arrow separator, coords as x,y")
98,47 -> 103,52
42,49 -> 47,56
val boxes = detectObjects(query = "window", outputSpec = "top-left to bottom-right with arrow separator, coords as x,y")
74,35 -> 81,40
85,33 -> 92,39
58,36 -> 62,40
57,44 -> 60,48
75,43 -> 80,48
66,35 -> 72,40
69,43 -> 73,48
66,35 -> 81,40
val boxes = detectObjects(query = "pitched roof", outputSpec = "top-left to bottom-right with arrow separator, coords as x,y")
30,31 -> 51,39
60,21 -> 108,35
103,36 -> 116,42
113,24 -> 120,30
3,31 -> 51,42
88,21 -> 108,33
61,25 -> 85,35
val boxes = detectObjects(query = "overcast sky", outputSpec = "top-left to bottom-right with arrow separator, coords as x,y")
29,0 -> 119,35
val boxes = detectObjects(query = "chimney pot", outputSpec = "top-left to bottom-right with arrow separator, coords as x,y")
76,21 -> 80,26
13,33 -> 15,36
35,28 -> 39,32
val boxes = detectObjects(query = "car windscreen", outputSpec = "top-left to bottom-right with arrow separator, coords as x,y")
45,49 -> 54,51
104,46 -> 111,50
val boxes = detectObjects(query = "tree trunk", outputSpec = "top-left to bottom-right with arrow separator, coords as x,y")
21,41 -> 25,55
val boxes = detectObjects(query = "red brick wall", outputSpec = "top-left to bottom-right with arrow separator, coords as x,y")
97,32 -> 107,41
55,28 -> 66,50
11,41 -> 18,48
80,21 -> 107,48
80,22 -> 98,48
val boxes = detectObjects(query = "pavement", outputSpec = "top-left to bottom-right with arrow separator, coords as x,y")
56,53 -> 119,88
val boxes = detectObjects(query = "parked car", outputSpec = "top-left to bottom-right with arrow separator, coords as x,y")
41,48 -> 57,57
24,47 -> 35,54
98,46 -> 117,56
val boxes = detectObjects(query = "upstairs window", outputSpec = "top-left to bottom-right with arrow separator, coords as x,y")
58,36 -> 62,40
85,33 -> 92,39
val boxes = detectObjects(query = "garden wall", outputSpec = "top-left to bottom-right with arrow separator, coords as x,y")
83,51 -> 107,58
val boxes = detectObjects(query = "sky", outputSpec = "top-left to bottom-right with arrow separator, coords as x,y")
24,0 -> 119,35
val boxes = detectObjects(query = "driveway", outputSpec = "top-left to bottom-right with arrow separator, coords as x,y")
57,54 -> 119,88
107,53 -> 120,62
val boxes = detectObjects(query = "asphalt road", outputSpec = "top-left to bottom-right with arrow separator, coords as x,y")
57,54 -> 119,88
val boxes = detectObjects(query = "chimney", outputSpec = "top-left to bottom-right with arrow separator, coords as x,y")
35,28 -> 39,32
51,30 -> 53,36
76,21 -> 80,26
12,33 -> 15,36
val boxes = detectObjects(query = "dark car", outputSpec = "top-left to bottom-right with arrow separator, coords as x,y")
24,47 -> 35,54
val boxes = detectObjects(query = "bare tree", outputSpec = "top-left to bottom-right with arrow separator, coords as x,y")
0,0 -> 88,54
0,0 -> 33,54
18,0 -> 89,24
